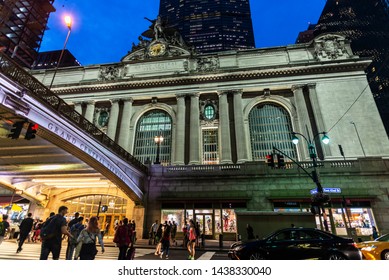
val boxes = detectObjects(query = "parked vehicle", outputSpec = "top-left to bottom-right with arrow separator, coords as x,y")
228,227 -> 362,260
357,233 -> 389,260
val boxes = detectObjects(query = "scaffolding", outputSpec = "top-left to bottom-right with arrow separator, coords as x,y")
0,0 -> 55,68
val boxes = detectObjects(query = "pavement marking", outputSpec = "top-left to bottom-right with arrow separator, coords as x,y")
197,251 -> 215,260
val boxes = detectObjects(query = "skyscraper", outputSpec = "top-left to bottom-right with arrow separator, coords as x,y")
0,0 -> 55,68
313,0 -> 389,134
159,0 -> 255,53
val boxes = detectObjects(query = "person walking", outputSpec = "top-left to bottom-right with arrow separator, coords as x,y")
171,221 -> 177,246
160,223 -> 171,259
0,214 -> 10,246
39,206 -> 73,260
154,223 -> 163,255
246,224 -> 255,240
149,220 -> 158,245
372,226 -> 379,240
75,216 -> 104,260
66,217 -> 85,260
187,219 -> 197,260
16,212 -> 34,253
113,218 -> 132,260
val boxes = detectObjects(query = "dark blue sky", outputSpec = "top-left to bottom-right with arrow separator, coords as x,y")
40,0 -> 326,66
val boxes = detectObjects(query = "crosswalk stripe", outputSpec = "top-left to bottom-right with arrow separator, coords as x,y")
197,251 -> 215,260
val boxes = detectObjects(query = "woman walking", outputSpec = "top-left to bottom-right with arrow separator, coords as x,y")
113,218 -> 132,260
76,216 -> 104,260
187,219 -> 197,260
160,223 -> 171,259
154,223 -> 163,255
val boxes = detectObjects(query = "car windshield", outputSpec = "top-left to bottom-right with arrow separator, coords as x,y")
375,233 -> 389,242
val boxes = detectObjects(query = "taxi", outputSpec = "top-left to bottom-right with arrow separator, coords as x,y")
357,233 -> 389,260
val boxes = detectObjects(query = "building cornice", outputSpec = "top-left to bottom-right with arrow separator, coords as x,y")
54,59 -> 370,95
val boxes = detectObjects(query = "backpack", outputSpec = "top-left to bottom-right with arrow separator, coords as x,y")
70,224 -> 83,244
40,216 -> 58,240
0,221 -> 4,236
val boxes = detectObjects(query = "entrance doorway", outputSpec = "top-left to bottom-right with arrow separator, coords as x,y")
195,214 -> 213,238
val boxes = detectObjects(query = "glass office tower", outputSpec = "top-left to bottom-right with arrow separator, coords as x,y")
159,0 -> 255,53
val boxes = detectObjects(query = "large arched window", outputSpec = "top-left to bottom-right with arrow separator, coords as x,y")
133,109 -> 172,165
249,103 -> 297,161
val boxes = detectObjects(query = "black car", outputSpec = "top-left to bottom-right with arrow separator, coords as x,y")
228,228 -> 362,260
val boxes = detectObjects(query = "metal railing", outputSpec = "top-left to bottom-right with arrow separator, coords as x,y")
0,52 -> 148,174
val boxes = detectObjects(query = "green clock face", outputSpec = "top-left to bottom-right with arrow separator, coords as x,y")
148,42 -> 166,56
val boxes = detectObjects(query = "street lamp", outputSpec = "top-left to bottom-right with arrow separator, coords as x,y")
292,126 -> 330,231
154,132 -> 164,164
49,15 -> 72,90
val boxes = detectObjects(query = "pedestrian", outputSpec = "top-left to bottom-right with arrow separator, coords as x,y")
113,218 -> 132,260
39,206 -> 73,260
149,220 -> 158,245
154,223 -> 163,255
32,220 -> 43,242
0,214 -> 10,245
187,219 -> 197,260
372,226 -> 379,240
67,212 -> 80,229
16,212 -> 34,253
171,221 -> 177,246
160,223 -> 171,259
182,220 -> 189,248
195,221 -> 201,248
246,224 -> 254,240
66,217 -> 85,260
76,216 -> 104,260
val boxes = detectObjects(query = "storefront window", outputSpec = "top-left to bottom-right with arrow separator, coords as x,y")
161,209 -> 184,231
222,209 -> 237,233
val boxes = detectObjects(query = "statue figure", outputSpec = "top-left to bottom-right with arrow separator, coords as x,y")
144,16 -> 164,40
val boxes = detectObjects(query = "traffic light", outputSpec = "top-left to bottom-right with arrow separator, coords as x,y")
25,123 -> 38,140
8,121 -> 24,139
277,154 -> 285,168
266,154 -> 275,167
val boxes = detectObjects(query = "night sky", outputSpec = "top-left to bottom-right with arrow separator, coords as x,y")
39,0 -> 326,66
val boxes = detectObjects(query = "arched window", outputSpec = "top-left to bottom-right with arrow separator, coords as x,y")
249,103 -> 297,161
133,109 -> 172,165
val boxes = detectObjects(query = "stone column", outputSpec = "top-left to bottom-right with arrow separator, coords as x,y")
233,90 -> 249,163
84,101 -> 95,123
292,84 -> 310,160
218,91 -> 232,164
174,94 -> 186,165
74,102 -> 82,115
189,93 -> 200,165
118,98 -> 133,150
107,99 -> 120,140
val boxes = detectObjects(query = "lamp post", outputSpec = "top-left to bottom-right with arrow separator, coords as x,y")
154,132 -> 164,164
292,126 -> 330,231
350,121 -> 366,157
49,15 -> 72,90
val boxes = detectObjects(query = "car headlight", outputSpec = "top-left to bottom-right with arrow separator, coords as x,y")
361,245 -> 377,251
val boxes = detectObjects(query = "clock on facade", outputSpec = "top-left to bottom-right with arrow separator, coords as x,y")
148,42 -> 167,57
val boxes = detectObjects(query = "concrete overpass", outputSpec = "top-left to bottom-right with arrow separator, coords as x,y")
0,52 -> 147,207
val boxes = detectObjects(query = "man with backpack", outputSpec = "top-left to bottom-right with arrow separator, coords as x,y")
0,214 -> 10,245
66,216 -> 84,260
39,206 -> 73,260
16,212 -> 34,253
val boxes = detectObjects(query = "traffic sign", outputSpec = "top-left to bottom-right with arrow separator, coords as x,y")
310,187 -> 342,195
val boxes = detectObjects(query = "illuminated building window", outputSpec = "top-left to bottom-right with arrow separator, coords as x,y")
133,109 -> 172,165
248,103 -> 297,161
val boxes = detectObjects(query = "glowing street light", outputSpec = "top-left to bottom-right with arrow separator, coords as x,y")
49,15 -> 72,89
154,132 -> 164,164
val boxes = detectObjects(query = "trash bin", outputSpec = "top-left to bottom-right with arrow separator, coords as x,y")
219,234 -> 223,248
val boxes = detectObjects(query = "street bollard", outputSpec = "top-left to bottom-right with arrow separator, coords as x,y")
219,234 -> 223,248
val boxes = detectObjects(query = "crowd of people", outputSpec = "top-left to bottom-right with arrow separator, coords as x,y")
150,218 -> 200,260
0,206 -> 138,260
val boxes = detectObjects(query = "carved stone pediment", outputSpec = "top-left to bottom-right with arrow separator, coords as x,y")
98,65 -> 122,81
313,34 -> 353,61
193,56 -> 220,73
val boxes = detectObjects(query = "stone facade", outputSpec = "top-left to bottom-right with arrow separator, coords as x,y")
30,34 -> 389,239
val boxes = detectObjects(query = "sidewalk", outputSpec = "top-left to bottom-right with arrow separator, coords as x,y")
103,237 -> 235,252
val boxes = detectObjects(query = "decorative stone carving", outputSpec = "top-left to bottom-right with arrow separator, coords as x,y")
98,65 -> 121,81
200,99 -> 219,122
313,34 -> 352,61
194,57 -> 219,73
